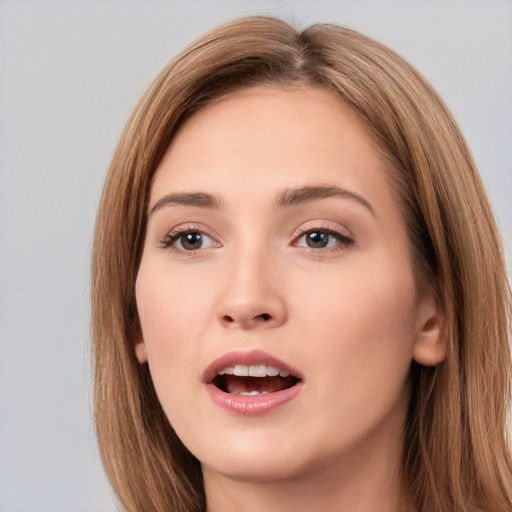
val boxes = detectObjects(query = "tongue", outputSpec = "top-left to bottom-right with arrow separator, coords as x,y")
224,376 -> 295,394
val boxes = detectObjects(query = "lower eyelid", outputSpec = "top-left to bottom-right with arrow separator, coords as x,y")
295,238 -> 354,248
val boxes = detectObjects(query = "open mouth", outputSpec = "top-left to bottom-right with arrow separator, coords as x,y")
212,364 -> 301,396
204,352 -> 303,415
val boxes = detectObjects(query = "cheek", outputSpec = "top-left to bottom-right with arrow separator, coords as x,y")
135,263 -> 212,410
136,260 -> 214,347
296,257 -> 419,400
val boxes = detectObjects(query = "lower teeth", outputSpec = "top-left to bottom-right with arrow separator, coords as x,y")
235,391 -> 269,396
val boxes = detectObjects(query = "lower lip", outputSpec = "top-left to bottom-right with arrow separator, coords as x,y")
206,382 -> 303,416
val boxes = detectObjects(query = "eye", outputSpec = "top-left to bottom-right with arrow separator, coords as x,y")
294,228 -> 354,250
162,228 -> 218,252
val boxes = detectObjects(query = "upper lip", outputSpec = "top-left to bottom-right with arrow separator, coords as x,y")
203,349 -> 303,384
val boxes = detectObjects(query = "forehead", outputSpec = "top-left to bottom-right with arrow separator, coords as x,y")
172,85 -> 375,153
151,85 -> 390,204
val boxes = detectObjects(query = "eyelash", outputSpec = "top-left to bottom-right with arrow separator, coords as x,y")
159,225 -> 355,254
159,225 -> 218,254
293,226 -> 355,252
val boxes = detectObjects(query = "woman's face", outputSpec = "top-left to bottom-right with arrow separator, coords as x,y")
135,86 -> 444,486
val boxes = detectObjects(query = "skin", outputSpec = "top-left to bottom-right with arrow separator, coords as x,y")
135,85 -> 446,512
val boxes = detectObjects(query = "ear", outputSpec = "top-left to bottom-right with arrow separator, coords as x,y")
134,335 -> 148,363
412,293 -> 446,366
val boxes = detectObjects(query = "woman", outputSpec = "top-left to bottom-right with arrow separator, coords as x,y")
91,16 -> 512,512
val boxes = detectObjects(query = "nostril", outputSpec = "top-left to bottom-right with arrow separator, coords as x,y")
222,313 -> 271,324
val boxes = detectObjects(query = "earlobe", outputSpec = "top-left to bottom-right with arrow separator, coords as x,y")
134,337 -> 148,363
412,295 -> 447,367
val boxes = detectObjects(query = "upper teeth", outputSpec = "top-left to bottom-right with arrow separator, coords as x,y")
217,364 -> 290,378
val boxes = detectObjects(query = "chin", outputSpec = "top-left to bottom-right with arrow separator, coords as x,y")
197,433 -> 312,483
202,456 -> 306,484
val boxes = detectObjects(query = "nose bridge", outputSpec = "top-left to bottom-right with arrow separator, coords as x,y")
216,237 -> 286,329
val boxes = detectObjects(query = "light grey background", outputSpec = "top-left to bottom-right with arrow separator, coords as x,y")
1,1 -> 510,511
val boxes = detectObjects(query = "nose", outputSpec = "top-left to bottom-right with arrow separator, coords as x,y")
216,250 -> 287,330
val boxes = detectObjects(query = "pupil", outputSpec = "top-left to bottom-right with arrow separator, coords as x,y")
307,231 -> 328,248
182,232 -> 202,250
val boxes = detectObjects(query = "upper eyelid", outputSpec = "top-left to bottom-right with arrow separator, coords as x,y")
294,227 -> 354,243
295,225 -> 347,236
165,223 -> 217,238
293,220 -> 354,239
157,220 -> 354,247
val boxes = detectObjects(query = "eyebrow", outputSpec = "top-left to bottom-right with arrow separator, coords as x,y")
149,185 -> 374,217
276,185 -> 375,216
149,192 -> 222,215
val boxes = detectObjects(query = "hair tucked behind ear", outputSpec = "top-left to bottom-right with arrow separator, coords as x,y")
91,15 -> 512,512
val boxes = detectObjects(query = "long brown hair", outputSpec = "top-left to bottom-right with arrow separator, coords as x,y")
91,16 -> 512,512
